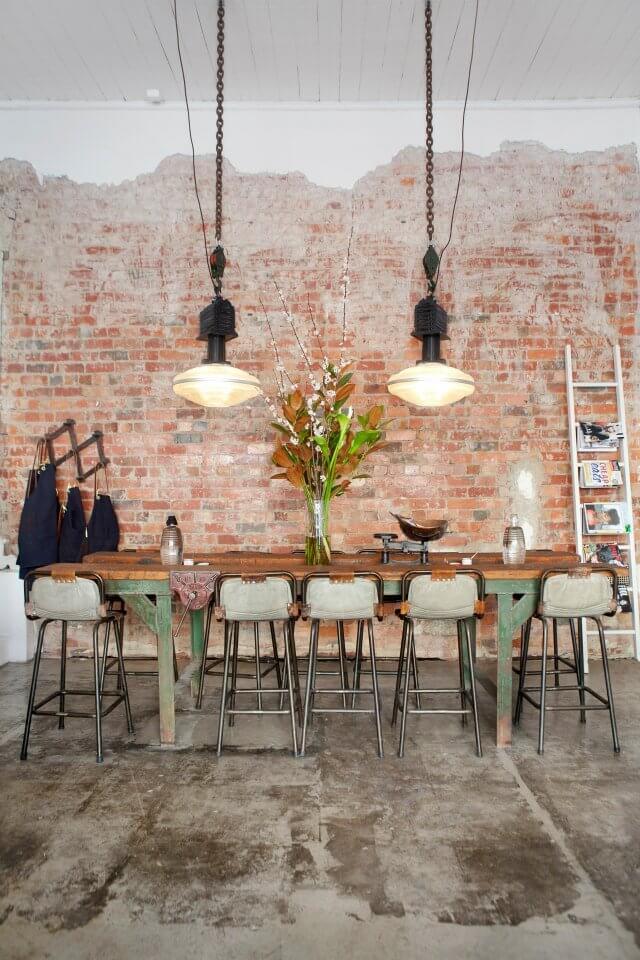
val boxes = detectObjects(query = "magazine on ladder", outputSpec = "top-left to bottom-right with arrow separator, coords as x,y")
565,343 -> 639,668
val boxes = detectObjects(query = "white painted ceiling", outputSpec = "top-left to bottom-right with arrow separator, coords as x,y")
1,0 -> 639,103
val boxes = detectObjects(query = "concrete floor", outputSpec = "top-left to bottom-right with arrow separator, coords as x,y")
0,654 -> 639,960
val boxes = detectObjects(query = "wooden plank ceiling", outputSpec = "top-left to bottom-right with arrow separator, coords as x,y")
0,0 -> 638,102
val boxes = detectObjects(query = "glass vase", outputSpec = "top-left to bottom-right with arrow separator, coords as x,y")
502,514 -> 526,565
304,498 -> 331,565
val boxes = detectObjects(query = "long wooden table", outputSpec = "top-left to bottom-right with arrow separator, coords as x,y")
42,547 -> 584,750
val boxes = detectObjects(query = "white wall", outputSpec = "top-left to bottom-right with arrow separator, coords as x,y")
0,99 -> 638,188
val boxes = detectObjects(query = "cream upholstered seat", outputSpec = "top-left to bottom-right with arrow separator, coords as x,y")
220,577 -> 293,622
27,576 -> 104,621
406,575 -> 477,620
305,578 -> 377,621
538,572 -> 616,619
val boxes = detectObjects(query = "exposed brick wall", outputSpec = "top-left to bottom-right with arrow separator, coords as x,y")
1,142 -> 638,658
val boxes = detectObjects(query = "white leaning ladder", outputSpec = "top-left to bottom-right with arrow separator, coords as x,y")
565,343 -> 640,667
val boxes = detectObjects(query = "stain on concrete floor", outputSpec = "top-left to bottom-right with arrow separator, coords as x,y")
0,659 -> 639,959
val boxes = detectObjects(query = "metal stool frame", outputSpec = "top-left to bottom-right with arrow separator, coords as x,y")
514,566 -> 621,754
207,572 -> 302,756
299,571 -> 385,759
393,569 -> 484,758
20,571 -> 134,764
197,592 -> 285,696
513,617 -> 580,726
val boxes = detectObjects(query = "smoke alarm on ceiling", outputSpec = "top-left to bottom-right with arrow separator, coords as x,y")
145,89 -> 163,104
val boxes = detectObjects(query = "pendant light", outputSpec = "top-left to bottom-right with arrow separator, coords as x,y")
172,0 -> 262,408
387,0 -> 476,408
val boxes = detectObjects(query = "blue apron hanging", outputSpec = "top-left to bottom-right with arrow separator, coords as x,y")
59,485 -> 87,563
87,464 -> 119,553
17,442 -> 59,579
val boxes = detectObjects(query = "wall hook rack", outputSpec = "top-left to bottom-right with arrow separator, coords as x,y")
43,418 -> 110,483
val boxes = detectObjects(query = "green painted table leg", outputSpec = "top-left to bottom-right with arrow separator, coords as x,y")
156,594 -> 175,746
190,608 -> 205,698
496,593 -> 514,749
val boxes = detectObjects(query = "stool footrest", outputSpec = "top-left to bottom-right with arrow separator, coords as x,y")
405,708 -> 472,715
521,684 -> 609,706
311,707 -> 375,714
226,708 -> 292,716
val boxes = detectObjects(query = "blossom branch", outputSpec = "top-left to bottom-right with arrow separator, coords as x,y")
272,278 -> 314,375
259,294 -> 294,395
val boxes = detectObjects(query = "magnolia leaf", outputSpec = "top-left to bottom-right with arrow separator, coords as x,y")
272,446 -> 291,468
337,372 -> 354,388
271,421 -> 291,436
368,405 -> 383,428
282,402 -> 297,424
334,412 -> 351,433
367,441 -> 386,455
348,429 -> 379,455
270,472 -> 289,480
312,435 -> 330,459
335,383 -> 354,405
290,388 -> 303,409
286,466 -> 304,489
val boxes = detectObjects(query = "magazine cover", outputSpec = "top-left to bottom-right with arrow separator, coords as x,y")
583,543 -> 625,566
579,460 -> 622,487
617,583 -> 633,614
577,421 -> 622,451
583,501 -> 629,534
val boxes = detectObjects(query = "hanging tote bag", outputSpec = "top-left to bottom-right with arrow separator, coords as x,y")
87,464 -> 119,553
17,441 -> 59,579
59,485 -> 87,562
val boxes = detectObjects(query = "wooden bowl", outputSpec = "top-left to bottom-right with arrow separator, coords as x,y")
391,513 -> 448,542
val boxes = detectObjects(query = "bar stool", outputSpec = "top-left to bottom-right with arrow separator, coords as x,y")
514,566 -> 620,754
300,572 -> 384,759
203,572 -> 301,756
21,571 -> 134,763
393,569 -> 484,758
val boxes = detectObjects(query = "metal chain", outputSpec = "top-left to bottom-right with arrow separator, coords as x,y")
425,0 -> 434,243
215,0 -> 225,245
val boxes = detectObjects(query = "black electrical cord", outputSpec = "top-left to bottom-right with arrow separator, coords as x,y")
172,0 -> 214,289
434,0 -> 480,290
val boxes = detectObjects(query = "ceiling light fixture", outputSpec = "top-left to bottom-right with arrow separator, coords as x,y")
172,0 -> 262,409
387,0 -> 478,408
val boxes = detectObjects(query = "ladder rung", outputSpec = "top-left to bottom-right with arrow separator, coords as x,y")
585,629 -> 636,636
572,381 -> 617,388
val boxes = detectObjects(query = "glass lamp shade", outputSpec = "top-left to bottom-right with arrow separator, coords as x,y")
173,362 -> 262,408
387,361 -> 475,407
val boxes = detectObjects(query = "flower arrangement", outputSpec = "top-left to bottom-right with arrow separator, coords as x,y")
263,259 -> 388,564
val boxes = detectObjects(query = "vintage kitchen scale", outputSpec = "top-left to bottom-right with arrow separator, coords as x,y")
362,514 -> 448,564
